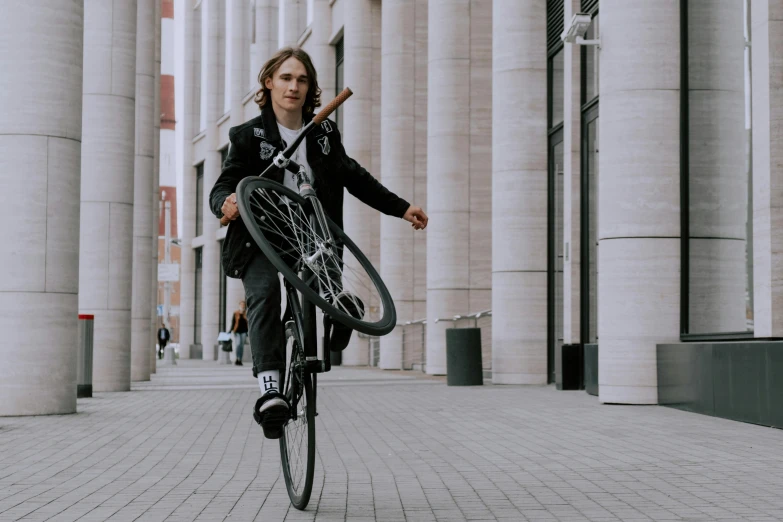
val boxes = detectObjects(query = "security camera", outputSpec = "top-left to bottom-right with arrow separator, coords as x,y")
561,13 -> 600,46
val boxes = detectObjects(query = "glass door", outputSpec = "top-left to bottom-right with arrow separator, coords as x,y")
581,105 -> 599,344
548,128 -> 564,384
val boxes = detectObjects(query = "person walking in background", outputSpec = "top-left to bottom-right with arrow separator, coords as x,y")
231,300 -> 249,366
157,322 -> 171,360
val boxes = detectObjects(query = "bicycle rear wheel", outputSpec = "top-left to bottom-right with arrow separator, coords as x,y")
236,176 -> 396,335
279,322 -> 316,510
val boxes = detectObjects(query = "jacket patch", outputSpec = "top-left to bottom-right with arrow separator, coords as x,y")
317,136 -> 330,155
254,127 -> 265,138
259,141 -> 275,160
321,121 -> 333,133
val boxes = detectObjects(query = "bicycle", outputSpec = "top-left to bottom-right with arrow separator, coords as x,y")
220,88 -> 397,509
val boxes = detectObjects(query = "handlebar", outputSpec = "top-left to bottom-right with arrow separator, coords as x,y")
313,88 -> 353,125
219,88 -> 354,227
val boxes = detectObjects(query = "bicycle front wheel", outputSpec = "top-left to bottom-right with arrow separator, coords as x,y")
236,176 -> 396,335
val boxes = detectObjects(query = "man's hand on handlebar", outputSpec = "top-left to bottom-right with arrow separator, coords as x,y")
403,205 -> 428,230
222,193 -> 239,222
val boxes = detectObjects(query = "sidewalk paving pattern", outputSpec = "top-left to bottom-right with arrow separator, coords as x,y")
1,361 -> 783,521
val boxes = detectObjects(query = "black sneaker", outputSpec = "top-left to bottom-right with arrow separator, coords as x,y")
329,292 -> 365,352
253,392 -> 289,439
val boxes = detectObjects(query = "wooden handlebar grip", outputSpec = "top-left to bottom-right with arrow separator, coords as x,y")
313,88 -> 353,125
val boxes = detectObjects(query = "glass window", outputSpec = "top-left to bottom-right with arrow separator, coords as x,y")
219,149 -> 228,228
335,37 -> 344,131
549,133 -> 564,383
586,113 -> 599,343
219,244 -> 227,333
685,0 -> 752,334
550,49 -> 564,128
584,14 -> 599,103
194,247 -> 203,345
195,163 -> 203,237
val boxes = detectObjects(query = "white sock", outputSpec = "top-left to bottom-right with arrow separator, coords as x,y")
259,370 -> 280,396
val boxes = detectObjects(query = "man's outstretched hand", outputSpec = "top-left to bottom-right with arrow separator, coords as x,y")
403,205 -> 428,230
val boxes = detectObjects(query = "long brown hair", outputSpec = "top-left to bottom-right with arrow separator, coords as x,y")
254,47 -> 322,115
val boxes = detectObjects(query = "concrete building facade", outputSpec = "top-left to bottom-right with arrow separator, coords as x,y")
2,0 -> 781,426
173,0 -> 781,423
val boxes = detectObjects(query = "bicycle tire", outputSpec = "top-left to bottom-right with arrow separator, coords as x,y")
279,328 -> 316,510
236,176 -> 396,336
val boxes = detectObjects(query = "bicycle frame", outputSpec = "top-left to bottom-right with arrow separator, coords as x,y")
284,262 -> 334,422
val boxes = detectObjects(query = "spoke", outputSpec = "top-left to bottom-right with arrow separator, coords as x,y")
246,182 -> 385,328
283,337 -> 309,495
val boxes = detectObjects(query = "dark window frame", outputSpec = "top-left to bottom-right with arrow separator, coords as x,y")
335,37 -> 344,131
219,241 -> 227,333
195,162 -> 204,237
194,246 -> 203,345
679,0 -> 755,341
547,125 -> 564,384
546,0 -> 565,384
218,149 -> 228,228
579,8 -> 599,346
580,101 -> 599,345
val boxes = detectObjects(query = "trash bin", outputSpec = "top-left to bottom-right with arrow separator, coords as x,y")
446,328 -> 483,386
217,332 -> 232,364
77,314 -> 94,398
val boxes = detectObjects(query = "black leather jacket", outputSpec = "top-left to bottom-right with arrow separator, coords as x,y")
209,106 -> 411,278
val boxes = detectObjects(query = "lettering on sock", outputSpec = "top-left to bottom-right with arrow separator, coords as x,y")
263,375 -> 278,391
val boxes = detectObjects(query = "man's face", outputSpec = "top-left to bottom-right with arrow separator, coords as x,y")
265,57 -> 309,115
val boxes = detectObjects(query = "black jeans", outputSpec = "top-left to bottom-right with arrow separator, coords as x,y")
241,253 -> 289,377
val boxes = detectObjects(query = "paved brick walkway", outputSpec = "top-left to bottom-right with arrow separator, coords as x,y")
1,361 -> 783,521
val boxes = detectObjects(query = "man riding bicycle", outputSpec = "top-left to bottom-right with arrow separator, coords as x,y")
209,47 -> 428,439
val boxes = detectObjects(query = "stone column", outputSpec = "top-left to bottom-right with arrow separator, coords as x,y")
131,0 -> 156,382
224,0 -> 247,363
340,0 -> 377,366
379,0 -> 429,369
598,0 -> 680,404
0,2 -> 83,416
200,0 -> 222,360
308,0 -> 335,103
178,0 -> 197,359
426,0 -> 467,375
229,0 -> 246,123
79,0 -> 138,392
282,0 -> 303,46
562,0 -> 581,346
687,1 -> 747,334
379,0 -> 416,369
468,0 -> 492,352
426,0 -> 492,375
150,0 -> 162,374
253,0 -> 279,85
490,0 -> 546,384
752,0 -> 783,337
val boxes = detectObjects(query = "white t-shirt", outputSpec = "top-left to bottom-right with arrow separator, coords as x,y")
277,122 -> 312,193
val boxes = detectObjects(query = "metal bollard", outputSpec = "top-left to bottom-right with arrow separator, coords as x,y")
77,314 -> 94,398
